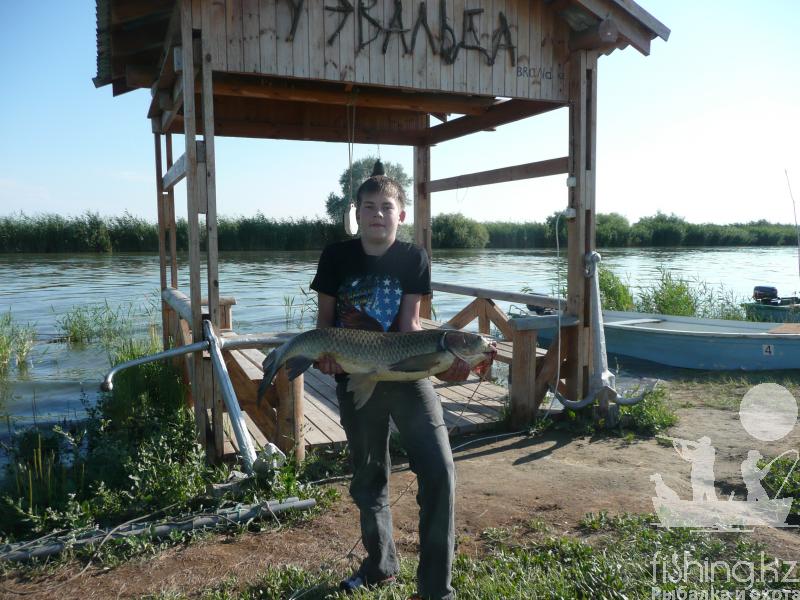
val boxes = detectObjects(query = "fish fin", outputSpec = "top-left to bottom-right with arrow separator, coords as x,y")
258,347 -> 282,407
347,375 -> 378,410
285,356 -> 314,380
388,352 -> 446,373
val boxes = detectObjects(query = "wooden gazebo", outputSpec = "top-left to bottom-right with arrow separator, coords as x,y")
95,0 -> 668,463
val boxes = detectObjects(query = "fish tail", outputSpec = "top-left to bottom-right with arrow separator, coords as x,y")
257,344 -> 289,406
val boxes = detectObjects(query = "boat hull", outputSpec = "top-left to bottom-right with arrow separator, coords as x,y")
535,311 -> 800,371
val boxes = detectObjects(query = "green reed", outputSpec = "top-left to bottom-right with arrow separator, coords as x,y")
55,301 -> 135,346
0,311 -> 37,374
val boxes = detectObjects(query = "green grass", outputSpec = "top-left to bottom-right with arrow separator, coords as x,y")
0,310 -> 36,374
54,301 -> 136,346
141,512 -> 795,599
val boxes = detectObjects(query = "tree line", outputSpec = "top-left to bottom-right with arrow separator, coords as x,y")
0,210 -> 796,253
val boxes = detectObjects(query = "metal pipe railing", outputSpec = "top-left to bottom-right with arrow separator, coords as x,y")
203,320 -> 259,472
100,325 -> 290,473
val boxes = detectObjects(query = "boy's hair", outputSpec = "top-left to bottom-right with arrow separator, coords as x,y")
355,160 -> 407,211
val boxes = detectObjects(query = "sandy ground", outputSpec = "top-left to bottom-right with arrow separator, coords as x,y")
2,383 -> 799,599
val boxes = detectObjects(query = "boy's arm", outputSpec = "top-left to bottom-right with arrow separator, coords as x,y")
398,293 -> 471,382
315,292 -> 343,375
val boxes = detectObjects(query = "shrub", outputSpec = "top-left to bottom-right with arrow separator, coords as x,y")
432,213 -> 489,249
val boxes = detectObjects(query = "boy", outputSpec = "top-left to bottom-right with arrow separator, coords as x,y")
310,161 -> 470,600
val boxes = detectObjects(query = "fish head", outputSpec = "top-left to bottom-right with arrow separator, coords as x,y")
440,331 -> 497,374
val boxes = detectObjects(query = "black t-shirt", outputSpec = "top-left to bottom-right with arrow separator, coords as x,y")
310,238 -> 431,332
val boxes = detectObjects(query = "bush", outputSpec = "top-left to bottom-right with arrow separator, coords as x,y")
432,213 -> 489,249
596,212 -> 631,247
598,265 -> 635,311
635,267 -> 698,316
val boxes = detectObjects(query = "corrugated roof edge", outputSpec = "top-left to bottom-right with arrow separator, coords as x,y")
93,0 -> 112,88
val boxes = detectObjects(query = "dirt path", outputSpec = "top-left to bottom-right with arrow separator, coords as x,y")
3,390 -> 799,599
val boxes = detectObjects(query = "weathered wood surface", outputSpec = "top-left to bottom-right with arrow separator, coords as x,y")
190,0 -> 569,102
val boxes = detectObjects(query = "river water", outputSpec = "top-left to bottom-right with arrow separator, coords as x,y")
1,246 -> 798,426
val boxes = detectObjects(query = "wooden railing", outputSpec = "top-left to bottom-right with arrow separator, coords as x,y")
428,282 -> 577,427
161,288 -> 304,463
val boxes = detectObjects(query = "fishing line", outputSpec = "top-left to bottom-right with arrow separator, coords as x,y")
786,169 -> 800,282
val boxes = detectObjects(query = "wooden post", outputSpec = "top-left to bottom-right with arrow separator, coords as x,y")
275,367 -> 305,463
414,115 -> 432,319
565,50 -> 598,402
154,133 -> 170,350
200,10 -> 224,462
165,134 -> 178,289
180,0 -> 207,450
477,299 -> 493,378
510,329 -> 537,427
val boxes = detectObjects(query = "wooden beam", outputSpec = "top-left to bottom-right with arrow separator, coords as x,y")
570,0 -> 653,55
425,157 -> 569,193
210,76 -> 495,116
509,329 -> 537,428
445,299 -> 480,330
607,0 -> 670,41
112,0 -> 172,25
569,19 -> 619,52
162,152 -> 187,191
414,131 -> 432,319
482,299 -> 515,341
112,24 -> 167,56
125,64 -> 158,88
432,281 -> 565,311
425,100 -> 563,145
154,134 -> 169,350
211,119 -> 424,146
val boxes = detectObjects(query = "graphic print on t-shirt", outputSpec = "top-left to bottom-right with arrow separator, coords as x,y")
336,274 -> 403,331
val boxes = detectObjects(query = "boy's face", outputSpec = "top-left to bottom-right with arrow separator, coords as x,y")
357,192 -> 406,244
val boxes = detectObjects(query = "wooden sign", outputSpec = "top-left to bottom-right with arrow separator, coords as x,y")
198,0 -> 569,101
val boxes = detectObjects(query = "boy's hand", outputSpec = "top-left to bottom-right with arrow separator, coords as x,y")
314,353 -> 344,375
434,357 -> 472,382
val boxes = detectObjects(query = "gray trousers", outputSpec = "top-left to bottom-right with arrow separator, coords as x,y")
337,378 -> 455,600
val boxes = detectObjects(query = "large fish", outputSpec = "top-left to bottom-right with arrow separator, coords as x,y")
257,328 -> 497,410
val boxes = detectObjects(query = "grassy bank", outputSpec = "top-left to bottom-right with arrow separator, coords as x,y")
1,211 -> 797,252
143,512 -> 796,599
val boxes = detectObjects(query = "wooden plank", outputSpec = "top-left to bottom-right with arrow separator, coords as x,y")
398,0 -> 413,88
211,75 -> 494,114
383,0 -> 400,88
259,0 -> 278,74
276,0 -> 294,76
242,0 -> 261,71
162,152 -> 187,190
180,0 -> 207,451
570,0 -> 652,55
445,298 -> 479,330
478,0 -> 493,97
515,0 -> 529,98
425,156 -> 568,192
425,99 -> 561,145
368,0 -> 385,86
323,0 -> 342,81
432,281 -> 564,310
154,134 -> 170,350
292,0 -> 310,78
509,329 -> 536,427
227,0 -> 244,71
483,298 -> 513,340
501,0 -> 516,97
308,0 -> 325,78
165,135 -> 178,288
208,0 -> 228,70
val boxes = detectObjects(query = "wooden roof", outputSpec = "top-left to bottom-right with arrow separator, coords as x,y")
95,0 -> 668,96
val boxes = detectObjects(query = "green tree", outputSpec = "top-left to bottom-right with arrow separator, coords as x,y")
325,156 -> 412,223
596,212 -> 631,247
432,213 -> 489,249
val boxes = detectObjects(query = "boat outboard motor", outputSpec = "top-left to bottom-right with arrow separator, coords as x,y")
753,286 -> 779,305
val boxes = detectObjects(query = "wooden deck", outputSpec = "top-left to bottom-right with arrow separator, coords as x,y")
225,341 -> 511,452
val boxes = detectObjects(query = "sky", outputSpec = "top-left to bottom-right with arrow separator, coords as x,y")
0,1 -> 799,226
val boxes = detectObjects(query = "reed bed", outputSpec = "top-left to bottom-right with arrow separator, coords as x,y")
0,311 -> 36,374
0,211 -> 796,252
